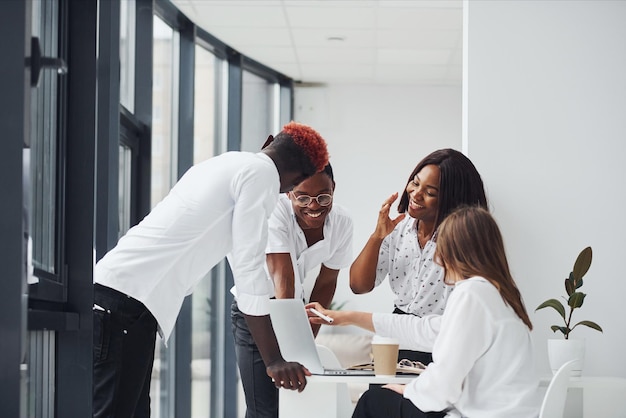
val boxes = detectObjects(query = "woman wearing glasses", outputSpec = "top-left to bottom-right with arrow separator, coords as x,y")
350,149 -> 488,366
231,163 -> 354,418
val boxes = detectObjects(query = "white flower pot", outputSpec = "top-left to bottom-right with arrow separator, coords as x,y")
547,338 -> 585,376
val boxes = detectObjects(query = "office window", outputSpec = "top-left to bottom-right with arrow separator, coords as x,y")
118,144 -> 132,237
190,43 -> 221,416
29,0 -> 61,277
279,84 -> 292,127
26,0 -> 66,415
119,0 -> 136,112
151,14 -> 180,417
151,16 -> 179,205
193,45 -> 217,163
241,70 -> 275,152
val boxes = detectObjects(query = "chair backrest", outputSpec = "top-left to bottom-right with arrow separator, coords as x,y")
539,359 -> 579,418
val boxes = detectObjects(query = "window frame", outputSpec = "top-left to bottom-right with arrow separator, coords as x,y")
27,0 -> 69,305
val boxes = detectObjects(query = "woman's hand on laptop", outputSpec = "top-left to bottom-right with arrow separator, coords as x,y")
267,361 -> 311,392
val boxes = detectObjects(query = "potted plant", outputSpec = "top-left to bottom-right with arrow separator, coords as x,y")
535,246 -> 603,375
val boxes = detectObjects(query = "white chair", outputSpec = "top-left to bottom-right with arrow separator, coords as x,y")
539,359 -> 579,418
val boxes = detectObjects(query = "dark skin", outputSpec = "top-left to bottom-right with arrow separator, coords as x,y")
350,165 -> 440,294
267,171 -> 339,336
240,135 -> 314,392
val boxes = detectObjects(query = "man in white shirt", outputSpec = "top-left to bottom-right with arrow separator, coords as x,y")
93,122 -> 329,418
231,164 -> 354,418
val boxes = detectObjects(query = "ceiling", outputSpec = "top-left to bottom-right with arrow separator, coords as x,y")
170,0 -> 463,86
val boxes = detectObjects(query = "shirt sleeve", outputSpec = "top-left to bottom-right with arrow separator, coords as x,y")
228,166 -> 278,316
372,313 -> 442,352
403,282 -> 493,412
374,232 -> 391,287
266,197 -> 293,254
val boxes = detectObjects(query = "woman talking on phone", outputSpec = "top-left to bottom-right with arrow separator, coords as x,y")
350,148 -> 488,365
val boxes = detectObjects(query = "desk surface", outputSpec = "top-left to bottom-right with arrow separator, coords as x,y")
306,374 -> 416,384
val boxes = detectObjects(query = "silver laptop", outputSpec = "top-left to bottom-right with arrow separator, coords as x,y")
269,299 -> 374,376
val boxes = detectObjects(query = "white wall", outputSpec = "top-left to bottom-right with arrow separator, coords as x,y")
466,0 -> 626,377
294,83 -> 462,333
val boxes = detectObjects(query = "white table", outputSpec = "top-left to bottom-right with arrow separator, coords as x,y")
279,374 -> 416,418
282,375 -> 626,418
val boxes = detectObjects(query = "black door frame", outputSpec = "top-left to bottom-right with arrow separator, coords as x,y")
0,1 -> 31,416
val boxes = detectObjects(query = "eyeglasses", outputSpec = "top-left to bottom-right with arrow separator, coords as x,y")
290,193 -> 333,207
398,359 -> 427,370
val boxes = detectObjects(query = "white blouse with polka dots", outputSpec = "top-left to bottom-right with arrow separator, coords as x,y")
374,216 -> 452,316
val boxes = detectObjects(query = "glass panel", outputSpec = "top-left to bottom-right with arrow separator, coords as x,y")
151,16 -> 178,206
279,84 -> 292,127
151,15 -> 179,418
118,144 -> 132,237
193,45 -> 216,164
27,331 -> 55,418
190,44 -> 219,416
29,0 -> 59,275
241,70 -> 274,152
119,0 -> 136,112
191,271 -> 214,416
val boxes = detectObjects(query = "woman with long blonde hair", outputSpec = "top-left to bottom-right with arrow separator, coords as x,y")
308,206 -> 539,418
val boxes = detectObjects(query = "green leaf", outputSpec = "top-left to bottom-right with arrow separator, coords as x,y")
536,299 -> 566,320
568,292 -> 586,309
576,277 -> 584,290
565,276 -> 574,296
572,246 -> 592,281
571,320 -> 603,333
550,325 -> 568,336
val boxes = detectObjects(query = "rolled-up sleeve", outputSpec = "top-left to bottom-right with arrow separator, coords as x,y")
228,166 -> 278,316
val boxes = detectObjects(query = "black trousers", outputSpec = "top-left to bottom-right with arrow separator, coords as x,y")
93,284 -> 157,418
352,386 -> 447,418
231,300 -> 278,418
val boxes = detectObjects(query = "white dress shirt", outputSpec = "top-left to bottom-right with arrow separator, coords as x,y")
95,152 -> 280,341
375,216 -> 451,316
373,277 -> 539,418
264,195 -> 353,301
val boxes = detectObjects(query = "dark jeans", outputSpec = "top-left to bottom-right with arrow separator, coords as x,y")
352,386 -> 447,418
231,299 -> 278,418
394,307 -> 433,365
93,284 -> 157,418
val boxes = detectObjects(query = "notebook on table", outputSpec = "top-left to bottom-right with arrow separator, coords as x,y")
268,299 -> 375,376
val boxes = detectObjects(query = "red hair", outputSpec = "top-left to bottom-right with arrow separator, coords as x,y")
281,121 -> 329,173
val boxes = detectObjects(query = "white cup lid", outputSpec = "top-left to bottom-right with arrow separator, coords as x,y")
371,335 -> 399,345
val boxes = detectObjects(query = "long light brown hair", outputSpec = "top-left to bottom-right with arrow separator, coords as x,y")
436,206 -> 533,330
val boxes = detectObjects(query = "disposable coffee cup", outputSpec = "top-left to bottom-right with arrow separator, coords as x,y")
371,336 -> 399,377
